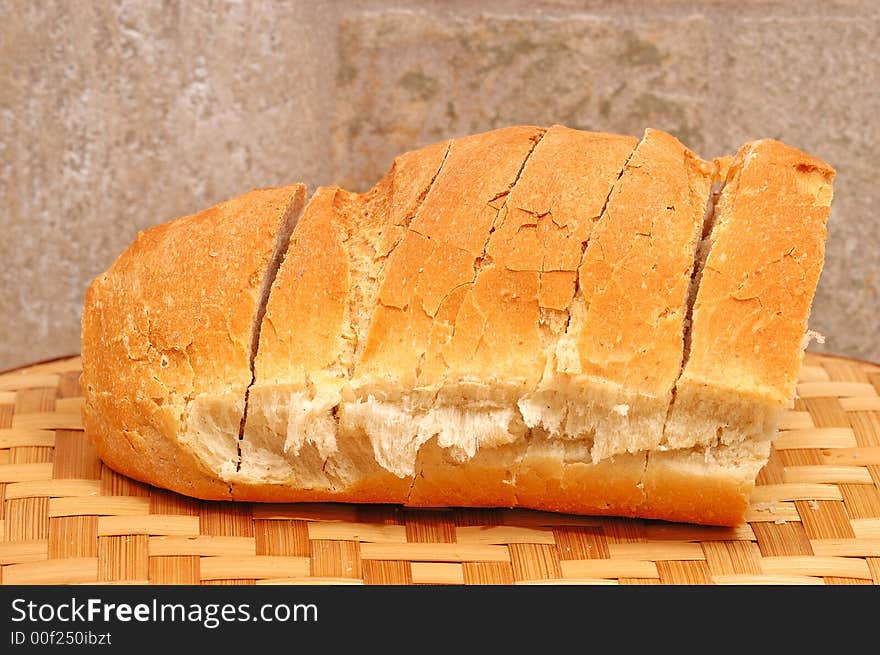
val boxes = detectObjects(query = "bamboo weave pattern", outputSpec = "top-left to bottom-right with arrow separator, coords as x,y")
1,353 -> 878,585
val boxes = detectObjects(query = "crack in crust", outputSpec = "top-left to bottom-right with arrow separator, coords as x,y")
351,140 -> 454,369
660,160 -> 729,447
564,141 -> 640,336
236,192 -> 306,472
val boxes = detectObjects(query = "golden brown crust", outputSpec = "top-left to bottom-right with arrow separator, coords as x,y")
638,450 -> 754,526
360,125 -> 545,388
407,439 -> 754,526
426,125 -> 638,389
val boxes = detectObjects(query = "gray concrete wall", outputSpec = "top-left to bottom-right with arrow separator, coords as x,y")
1,0 -> 877,370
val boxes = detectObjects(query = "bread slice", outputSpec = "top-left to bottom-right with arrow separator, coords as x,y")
81,126 -> 834,526
519,128 -> 715,462
237,136 -> 453,498
238,125 -> 548,492
81,185 -> 305,498
664,140 -> 835,453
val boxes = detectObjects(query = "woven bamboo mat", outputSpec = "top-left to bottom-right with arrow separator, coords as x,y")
1,352 -> 879,585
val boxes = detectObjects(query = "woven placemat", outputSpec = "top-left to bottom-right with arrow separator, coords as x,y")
1,352 -> 878,585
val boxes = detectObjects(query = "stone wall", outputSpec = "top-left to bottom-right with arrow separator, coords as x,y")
1,0 -> 877,369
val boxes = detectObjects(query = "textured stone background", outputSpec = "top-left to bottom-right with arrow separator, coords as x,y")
1,0 -> 878,370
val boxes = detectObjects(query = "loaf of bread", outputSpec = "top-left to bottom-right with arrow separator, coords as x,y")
81,125 -> 834,526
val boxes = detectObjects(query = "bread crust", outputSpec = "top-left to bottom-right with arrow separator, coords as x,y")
230,439 -> 753,527
81,127 -> 833,526
359,125 -> 546,389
